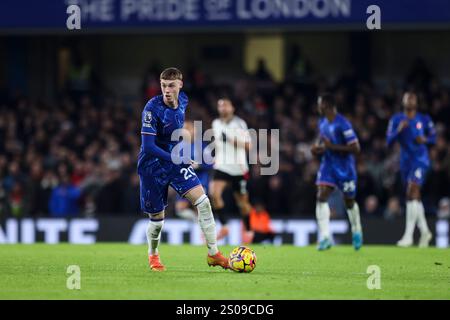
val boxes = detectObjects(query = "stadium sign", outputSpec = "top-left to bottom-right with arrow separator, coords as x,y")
0,0 -> 450,31
0,218 -> 448,248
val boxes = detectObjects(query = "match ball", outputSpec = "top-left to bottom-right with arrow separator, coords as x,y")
228,246 -> 257,273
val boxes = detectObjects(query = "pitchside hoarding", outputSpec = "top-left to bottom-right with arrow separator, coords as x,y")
0,0 -> 449,31
0,218 -> 448,248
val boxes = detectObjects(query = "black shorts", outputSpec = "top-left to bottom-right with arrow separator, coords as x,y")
212,170 -> 248,195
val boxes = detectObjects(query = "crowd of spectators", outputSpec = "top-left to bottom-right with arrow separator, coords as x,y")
1,55 -> 449,220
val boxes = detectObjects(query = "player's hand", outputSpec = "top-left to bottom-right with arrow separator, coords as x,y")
191,159 -> 199,169
415,136 -> 427,144
179,158 -> 198,168
311,144 -> 325,155
397,120 -> 409,133
322,138 -> 333,150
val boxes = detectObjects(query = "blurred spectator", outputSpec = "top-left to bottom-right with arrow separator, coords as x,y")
248,201 -> 275,243
2,161 -> 27,217
266,175 -> 289,215
286,44 -> 313,83
364,195 -> 382,217
356,159 -> 377,207
49,174 -> 81,217
0,185 -> 9,217
292,164 -> 317,215
121,174 -> 140,215
141,62 -> 161,101
406,57 -> 433,92
64,47 -> 101,105
23,162 -> 48,216
383,197 -> 403,220
253,58 -> 273,82
9,182 -> 25,217
95,167 -> 123,215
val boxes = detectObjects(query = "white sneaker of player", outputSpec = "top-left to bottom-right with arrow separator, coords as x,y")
397,237 -> 413,247
418,232 -> 432,248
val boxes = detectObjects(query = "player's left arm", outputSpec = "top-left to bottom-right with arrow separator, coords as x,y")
386,116 -> 399,147
323,121 -> 360,154
423,115 -> 437,145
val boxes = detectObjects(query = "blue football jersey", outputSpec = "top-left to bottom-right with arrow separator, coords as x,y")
318,113 -> 358,172
138,91 -> 188,170
418,112 -> 436,146
386,112 -> 432,167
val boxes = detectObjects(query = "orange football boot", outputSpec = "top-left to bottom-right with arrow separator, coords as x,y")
207,251 -> 229,269
149,254 -> 166,272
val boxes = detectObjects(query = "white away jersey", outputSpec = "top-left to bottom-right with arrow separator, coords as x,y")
212,116 -> 250,176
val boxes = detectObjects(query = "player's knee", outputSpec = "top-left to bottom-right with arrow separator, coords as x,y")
149,211 -> 165,220
194,195 -> 215,224
345,198 -> 355,209
211,193 -> 223,208
317,190 -> 328,202
194,194 -> 211,212
407,184 -> 421,200
409,192 -> 421,201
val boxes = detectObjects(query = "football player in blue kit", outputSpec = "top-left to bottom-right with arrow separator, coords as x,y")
311,93 -> 363,251
138,68 -> 228,271
386,91 -> 435,248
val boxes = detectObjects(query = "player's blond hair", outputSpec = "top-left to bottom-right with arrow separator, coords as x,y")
160,67 -> 183,81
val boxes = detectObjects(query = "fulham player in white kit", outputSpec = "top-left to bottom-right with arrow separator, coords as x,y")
210,98 -> 253,243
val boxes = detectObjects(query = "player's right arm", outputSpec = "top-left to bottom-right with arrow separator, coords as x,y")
311,119 -> 325,156
423,114 -> 437,145
311,120 -> 325,156
386,115 -> 402,147
311,137 -> 325,156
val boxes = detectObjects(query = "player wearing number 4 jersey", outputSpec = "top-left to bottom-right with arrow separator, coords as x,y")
311,93 -> 363,251
386,91 -> 435,248
138,67 -> 228,271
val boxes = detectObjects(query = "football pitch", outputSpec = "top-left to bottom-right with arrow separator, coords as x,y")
0,244 -> 449,300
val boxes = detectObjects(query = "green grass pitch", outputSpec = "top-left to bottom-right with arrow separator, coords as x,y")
0,244 -> 449,300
